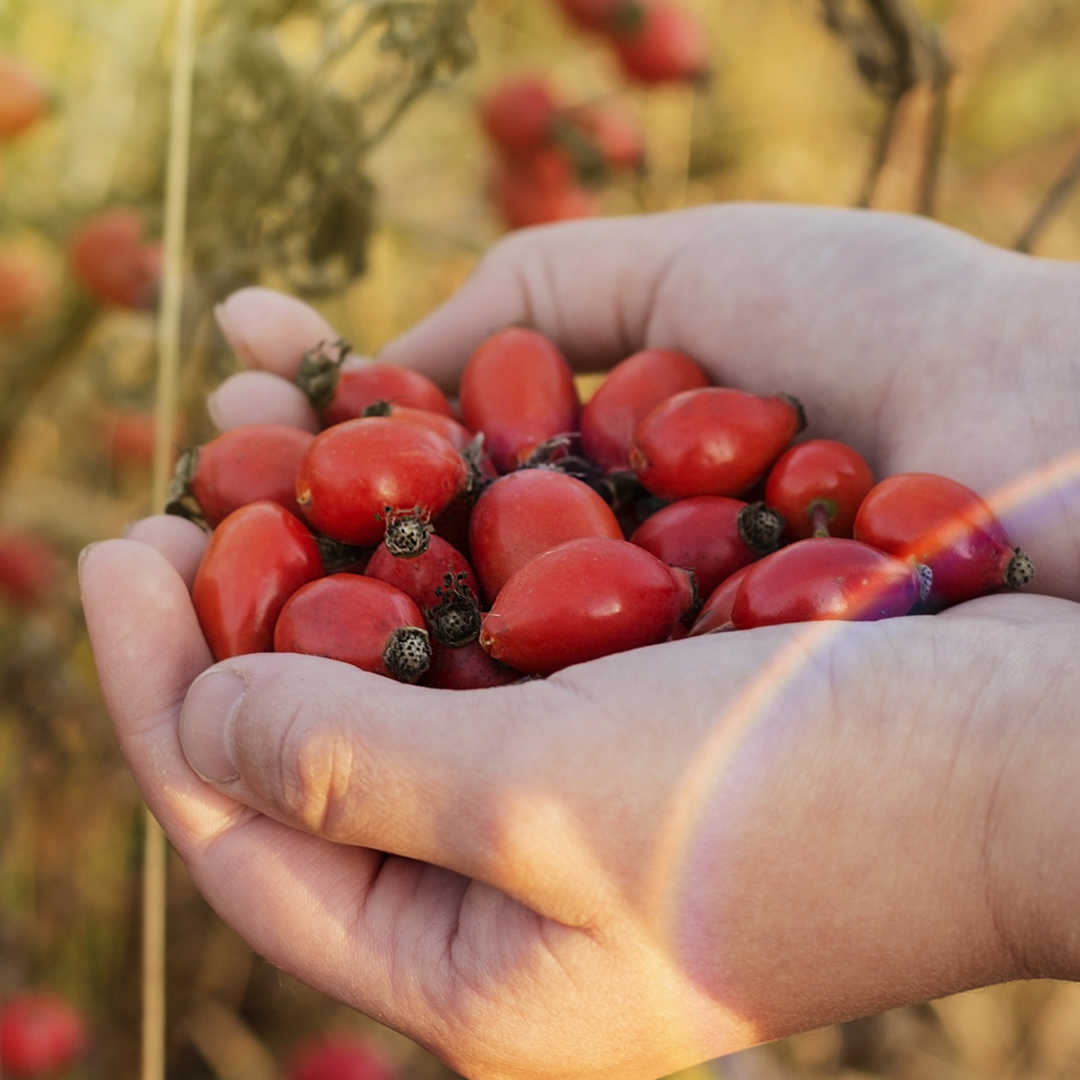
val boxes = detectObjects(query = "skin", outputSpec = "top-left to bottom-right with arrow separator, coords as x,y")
80,204 -> 1080,1080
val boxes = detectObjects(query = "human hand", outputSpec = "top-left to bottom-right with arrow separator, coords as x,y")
81,204 -> 1080,1079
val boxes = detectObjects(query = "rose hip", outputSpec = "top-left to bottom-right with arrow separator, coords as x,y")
580,347 -> 710,473
296,418 -> 468,548
630,386 -> 805,499
170,424 -> 314,526
764,438 -> 875,540
853,472 -> 1034,608
296,340 -> 452,424
361,400 -> 474,451
193,501 -> 323,660
480,76 -> 558,156
731,537 -> 925,629
629,495 -> 782,599
274,574 -> 431,684
479,536 -> 695,676
0,992 -> 87,1077
459,328 -> 580,472
468,468 -> 622,604
688,563 -> 754,635
425,639 -> 522,690
612,1 -> 711,84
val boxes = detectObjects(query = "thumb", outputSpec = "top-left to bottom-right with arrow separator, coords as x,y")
177,652 -> 598,927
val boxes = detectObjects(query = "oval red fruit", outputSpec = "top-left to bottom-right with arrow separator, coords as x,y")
580,348 -> 710,473
459,328 -> 580,472
361,400 -> 474,451
688,563 -> 754,635
0,56 -> 50,140
563,101 -> 646,173
296,419 -> 467,547
491,153 -> 597,231
630,495 -> 781,599
852,472 -> 1034,607
630,386 -> 804,499
731,537 -> 923,629
0,993 -> 87,1077
0,530 -> 59,608
274,574 -> 431,684
479,536 -> 692,676
286,1034 -> 397,1080
296,341 -> 453,424
612,2 -> 710,84
764,438 -> 874,540
193,501 -> 323,660
68,209 -> 159,309
183,424 -> 315,526
469,468 -> 622,603
0,247 -> 49,330
425,639 -> 522,690
480,76 -> 558,156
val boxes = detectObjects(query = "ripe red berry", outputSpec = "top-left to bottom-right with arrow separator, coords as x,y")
0,246 -> 49,330
480,76 -> 558,156
193,501 -> 324,660
0,992 -> 87,1077
468,468 -> 622,603
629,495 -> 782,599
459,328 -> 580,473
764,438 -> 875,540
611,2 -> 711,85
174,424 -> 315,526
0,56 -> 50,140
731,537 -> 925,629
286,1034 -> 397,1080
580,347 -> 710,473
491,152 -> 597,231
688,563 -> 754,635
425,638 -> 522,689
68,209 -> 159,309
0,530 -> 60,608
853,472 -> 1034,608
296,341 -> 453,425
359,400 -> 474,451
479,536 -> 694,676
630,386 -> 804,499
275,574 -> 431,684
296,419 -> 468,547
562,101 -> 646,173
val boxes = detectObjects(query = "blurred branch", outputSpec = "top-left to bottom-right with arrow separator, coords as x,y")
1014,139 -> 1080,253
822,0 -> 951,215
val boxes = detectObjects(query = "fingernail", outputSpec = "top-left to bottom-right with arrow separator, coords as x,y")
77,542 -> 101,583
180,669 -> 245,783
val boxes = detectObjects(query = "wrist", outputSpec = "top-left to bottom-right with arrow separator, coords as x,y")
974,596 -> 1080,981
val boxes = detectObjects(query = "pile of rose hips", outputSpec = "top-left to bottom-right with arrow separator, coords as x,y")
172,328 -> 1034,690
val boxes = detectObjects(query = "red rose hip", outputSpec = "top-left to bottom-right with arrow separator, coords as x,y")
275,574 -> 431,684
459,328 -> 580,472
731,537 -> 925,629
296,418 -> 468,547
580,347 -> 710,473
0,993 -> 87,1077
479,536 -> 694,676
630,386 -> 804,499
193,501 -> 323,660
853,472 -> 1034,607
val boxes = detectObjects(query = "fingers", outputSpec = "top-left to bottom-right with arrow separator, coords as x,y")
77,539 -> 463,1035
377,209 -> 722,387
208,371 -> 319,433
215,287 -> 339,380
124,514 -> 207,588
177,651 -> 607,927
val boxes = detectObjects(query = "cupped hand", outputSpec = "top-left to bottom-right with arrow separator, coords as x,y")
81,204 -> 1080,1080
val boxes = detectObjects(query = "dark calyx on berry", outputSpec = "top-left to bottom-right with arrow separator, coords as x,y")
428,572 -> 483,647
383,627 -> 432,684
1005,548 -> 1035,590
362,399 -> 393,417
314,533 -> 370,574
737,502 -> 785,553
164,445 -> 206,526
383,507 -> 433,558
776,391 -> 807,434
295,338 -> 350,408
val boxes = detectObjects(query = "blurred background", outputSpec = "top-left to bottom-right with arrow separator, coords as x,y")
2,0 -> 1080,1077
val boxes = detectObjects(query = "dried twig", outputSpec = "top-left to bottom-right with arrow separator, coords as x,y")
1014,140 -> 1080,253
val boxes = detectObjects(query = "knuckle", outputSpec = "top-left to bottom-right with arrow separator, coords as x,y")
277,708 -> 372,841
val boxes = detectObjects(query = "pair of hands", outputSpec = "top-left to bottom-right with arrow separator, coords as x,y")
80,203 -> 1080,1080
